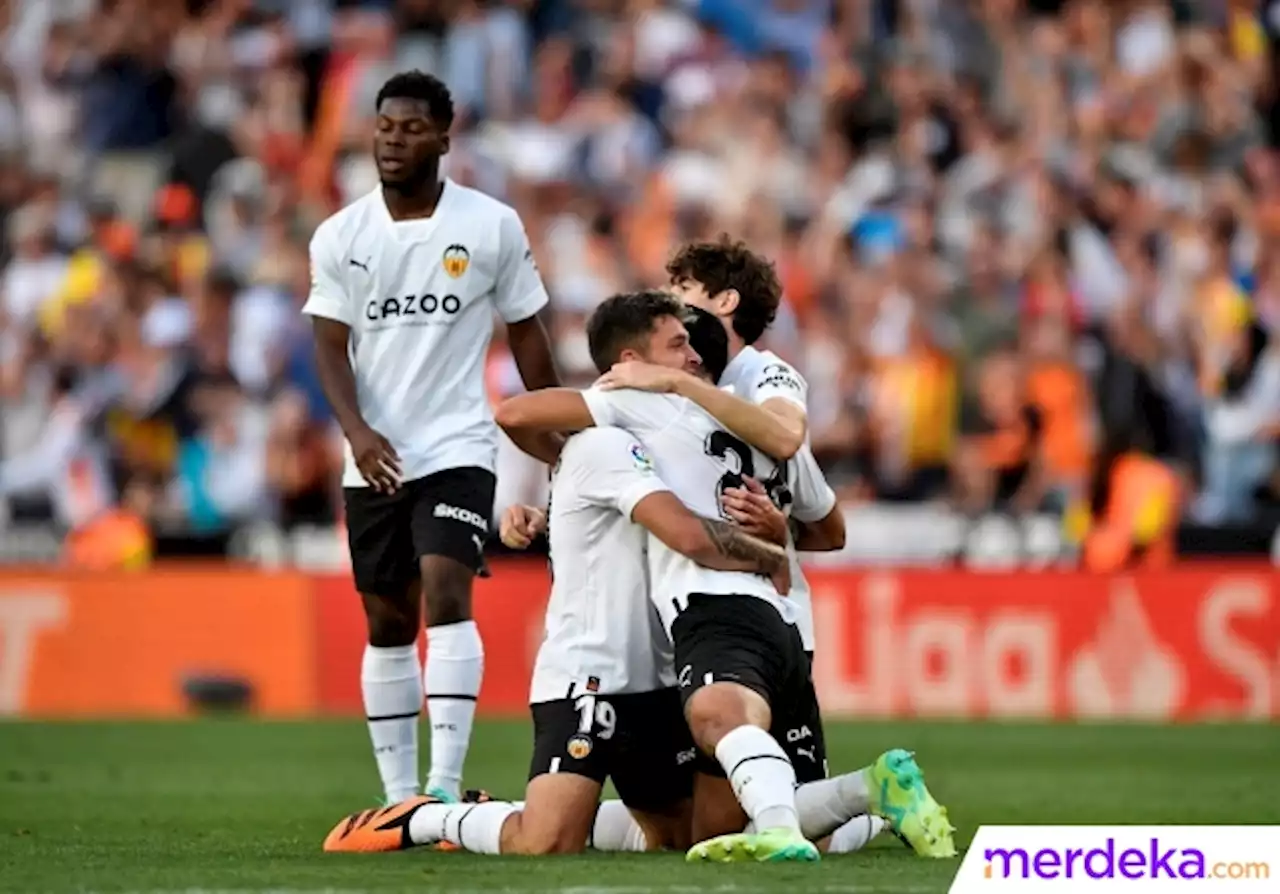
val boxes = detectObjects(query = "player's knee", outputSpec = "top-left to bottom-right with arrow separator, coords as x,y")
419,557 -> 473,626
685,684 -> 769,751
361,593 -> 420,647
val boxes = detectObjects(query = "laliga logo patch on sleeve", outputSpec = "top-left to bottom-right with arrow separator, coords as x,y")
629,442 -> 654,473
759,363 -> 802,392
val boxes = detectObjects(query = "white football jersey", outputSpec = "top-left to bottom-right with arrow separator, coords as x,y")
718,345 -> 807,413
582,388 -> 800,636
719,345 -> 832,652
302,180 -> 549,487
530,427 -> 673,704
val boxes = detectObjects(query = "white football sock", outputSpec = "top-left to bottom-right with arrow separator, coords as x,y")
361,644 -> 422,803
794,769 -> 872,837
589,800 -> 649,852
423,620 -> 484,799
744,770 -> 879,841
715,725 -> 800,833
828,814 -> 886,853
408,800 -> 519,854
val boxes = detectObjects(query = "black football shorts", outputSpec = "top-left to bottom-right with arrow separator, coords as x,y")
671,593 -> 827,782
529,688 -> 696,813
343,466 -> 495,595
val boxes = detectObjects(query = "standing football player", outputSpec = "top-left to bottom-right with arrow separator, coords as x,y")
304,71 -> 558,806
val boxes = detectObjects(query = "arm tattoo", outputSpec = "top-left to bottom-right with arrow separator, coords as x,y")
699,518 -> 786,574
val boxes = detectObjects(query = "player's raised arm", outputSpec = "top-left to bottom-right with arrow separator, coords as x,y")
304,225 -> 401,493
495,388 -> 595,438
598,362 -> 805,459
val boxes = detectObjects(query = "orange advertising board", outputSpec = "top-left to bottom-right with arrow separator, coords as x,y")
314,562 -> 1280,721
1,563 -> 1276,720
0,569 -> 315,717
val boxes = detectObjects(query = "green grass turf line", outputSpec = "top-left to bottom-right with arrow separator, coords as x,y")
1,719 -> 1277,892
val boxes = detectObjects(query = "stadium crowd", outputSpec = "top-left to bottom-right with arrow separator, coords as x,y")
0,0 -> 1278,562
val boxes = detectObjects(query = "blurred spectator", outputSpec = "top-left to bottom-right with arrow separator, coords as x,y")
0,0 -> 1276,557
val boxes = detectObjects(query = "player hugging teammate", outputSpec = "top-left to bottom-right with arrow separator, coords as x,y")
317,90 -> 958,866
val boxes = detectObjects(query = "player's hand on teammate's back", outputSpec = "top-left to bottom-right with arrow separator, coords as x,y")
500,504 -> 546,549
350,426 -> 402,493
597,361 -> 681,393
722,477 -> 788,546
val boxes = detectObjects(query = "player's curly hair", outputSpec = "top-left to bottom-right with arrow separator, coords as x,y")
665,236 -> 782,346
375,70 -> 454,129
587,290 -> 686,375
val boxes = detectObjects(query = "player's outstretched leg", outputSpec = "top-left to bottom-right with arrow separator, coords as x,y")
864,749 -> 956,858
682,683 -> 818,864
420,555 -> 484,802
360,588 -> 425,805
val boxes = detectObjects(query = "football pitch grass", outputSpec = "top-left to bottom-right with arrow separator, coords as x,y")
2,719 -> 1278,893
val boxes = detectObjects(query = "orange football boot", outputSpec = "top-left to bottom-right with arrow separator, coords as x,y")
323,796 -> 436,853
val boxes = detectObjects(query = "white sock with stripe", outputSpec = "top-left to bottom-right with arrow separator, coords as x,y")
589,800 -> 649,851
362,644 -> 422,803
715,725 -> 800,833
407,800 -> 519,854
424,620 -> 484,799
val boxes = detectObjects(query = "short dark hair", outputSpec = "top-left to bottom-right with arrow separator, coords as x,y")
666,236 -> 782,345
375,70 -> 454,130
684,305 -> 729,383
586,290 -> 686,375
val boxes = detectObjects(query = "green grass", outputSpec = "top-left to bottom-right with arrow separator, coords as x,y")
1,719 -> 1277,893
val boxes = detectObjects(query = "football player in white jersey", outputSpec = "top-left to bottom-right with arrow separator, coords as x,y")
320,295 -> 794,856
493,293 -> 832,863
304,71 -> 560,808
596,240 -> 956,858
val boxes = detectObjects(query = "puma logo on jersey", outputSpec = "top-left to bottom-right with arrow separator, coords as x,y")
795,746 -> 817,763
349,257 -> 371,272
434,502 -> 487,531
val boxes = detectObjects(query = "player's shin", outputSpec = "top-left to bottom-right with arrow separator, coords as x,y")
715,725 -> 801,834
362,644 -> 423,803
424,620 -> 484,799
826,815 -> 886,854
792,769 -> 872,838
407,800 -> 520,854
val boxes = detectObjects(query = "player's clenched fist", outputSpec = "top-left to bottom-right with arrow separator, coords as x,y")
349,425 -> 402,493
500,504 -> 546,549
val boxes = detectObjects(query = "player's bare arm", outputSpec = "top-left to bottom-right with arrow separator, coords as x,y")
311,317 -> 402,493
495,388 -> 594,442
598,362 -> 805,459
791,507 -> 846,552
631,492 -> 790,595
502,314 -> 566,465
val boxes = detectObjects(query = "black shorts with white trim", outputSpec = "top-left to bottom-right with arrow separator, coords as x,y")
671,593 -> 827,783
343,466 -> 495,595
528,687 -> 695,813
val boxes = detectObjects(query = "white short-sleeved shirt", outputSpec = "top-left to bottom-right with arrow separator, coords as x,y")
302,179 -> 549,487
719,345 -> 832,651
719,345 -> 808,413
530,427 -> 673,704
581,387 -> 799,636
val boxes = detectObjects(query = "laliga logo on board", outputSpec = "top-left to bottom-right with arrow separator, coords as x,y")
807,571 -> 1278,719
1066,582 -> 1185,719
